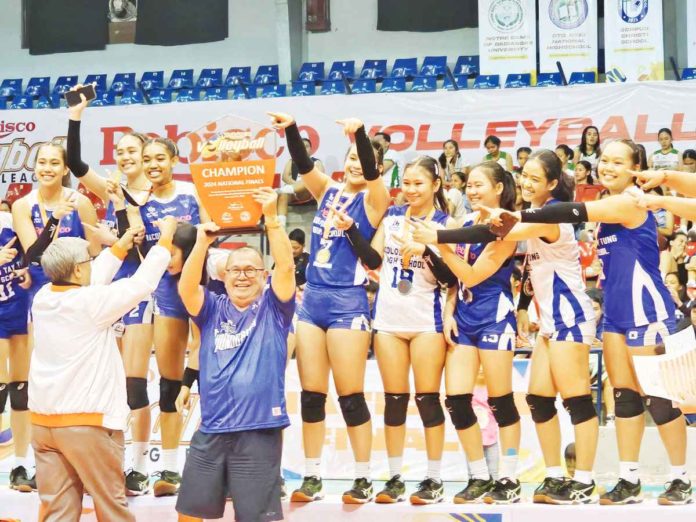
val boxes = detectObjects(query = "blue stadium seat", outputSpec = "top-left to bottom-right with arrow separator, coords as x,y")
0,79 -> 22,98
140,71 -> 164,92
148,89 -> 172,104
260,84 -> 286,98
320,80 -> 347,95
254,65 -> 279,86
0,97 -> 7,110
351,79 -> 377,94
360,59 -> 387,80
36,95 -> 59,109
197,68 -> 223,88
380,77 -> 407,93
419,56 -> 447,78
298,62 -> 326,82
225,67 -> 252,86
204,86 -> 228,101
473,75 -> 500,89
390,58 -> 418,79
110,73 -> 136,95
411,76 -> 436,92
10,96 -> 34,109
25,77 -> 50,98
328,61 -> 355,80
682,68 -> 696,80
84,74 -> 108,93
168,69 -> 195,90
91,91 -> 115,107
291,81 -> 315,97
231,86 -> 255,100
119,89 -> 144,105
537,72 -> 562,87
443,74 -> 468,90
52,75 -> 78,96
569,72 -> 596,85
175,88 -> 200,102
505,73 -> 531,89
454,55 -> 480,76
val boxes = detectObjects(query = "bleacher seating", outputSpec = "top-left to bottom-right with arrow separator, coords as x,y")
36,95 -> 59,109
320,80 -> 347,95
231,85 -> 254,100
175,88 -> 200,103
148,89 -> 172,104
454,55 -> 479,76
91,91 -> 115,107
411,76 -> 436,92
351,78 -> 377,94
419,56 -> 447,78
291,80 -> 315,97
390,58 -> 418,79
253,65 -> 279,86
681,68 -> 696,81
84,74 -> 108,93
360,59 -> 387,81
110,73 -> 136,95
537,72 -> 563,87
505,73 -> 531,89
10,96 -> 33,109
203,87 -> 228,101
298,62 -> 325,83
442,74 -> 467,90
473,74 -> 500,89
569,71 -> 596,85
0,79 -> 22,98
196,68 -> 223,88
328,61 -> 355,80
119,88 -> 144,105
168,69 -> 194,90
52,75 -> 78,96
25,77 -> 50,98
260,84 -> 286,98
225,67 -> 252,86
380,77 -> 407,93
140,71 -> 164,92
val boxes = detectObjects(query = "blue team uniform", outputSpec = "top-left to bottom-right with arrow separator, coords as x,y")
0,212 -> 28,338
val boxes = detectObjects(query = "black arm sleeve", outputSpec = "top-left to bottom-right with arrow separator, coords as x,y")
182,367 -> 199,388
520,202 -> 588,224
517,265 -> 533,311
285,123 -> 314,175
24,216 -> 60,265
354,126 -> 379,181
67,119 -> 90,178
423,246 -> 457,287
437,225 -> 499,245
345,223 -> 382,270
677,260 -> 688,286
115,209 -> 130,238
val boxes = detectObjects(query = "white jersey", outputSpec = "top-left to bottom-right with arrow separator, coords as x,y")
650,148 -> 680,170
526,218 -> 595,336
373,205 -> 448,333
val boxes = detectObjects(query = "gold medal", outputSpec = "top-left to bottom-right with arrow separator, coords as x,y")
316,248 -> 331,264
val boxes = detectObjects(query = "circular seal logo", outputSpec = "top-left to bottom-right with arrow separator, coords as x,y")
620,0 -> 648,24
488,0 -> 525,33
549,0 -> 589,30
240,211 -> 251,222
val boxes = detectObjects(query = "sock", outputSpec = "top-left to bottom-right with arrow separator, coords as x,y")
619,461 -> 639,483
468,458 -> 489,480
13,456 -> 28,470
355,461 -> 371,480
132,442 -> 149,475
161,449 -> 178,473
574,469 -> 593,485
546,466 -> 563,479
426,460 -> 441,481
500,454 -> 518,481
670,465 -> 687,482
305,458 -> 321,478
278,215 -> 287,228
388,456 -> 403,478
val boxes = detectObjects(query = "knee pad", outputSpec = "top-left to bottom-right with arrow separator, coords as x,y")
488,393 -> 520,428
526,394 -> 557,424
384,393 -> 409,427
159,378 -> 182,413
338,393 -> 371,427
300,390 -> 327,423
444,394 -> 477,430
9,381 -> 28,411
563,394 -> 597,425
644,396 -> 682,426
126,377 -> 149,410
614,388 -> 644,418
0,383 -> 7,414
415,393 -> 445,428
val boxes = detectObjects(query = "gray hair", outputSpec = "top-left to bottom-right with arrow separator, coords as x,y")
41,237 -> 90,283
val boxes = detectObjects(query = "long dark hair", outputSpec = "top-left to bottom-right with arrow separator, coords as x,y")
683,149 -> 696,162
636,143 -> 649,171
576,160 -> 593,184
528,149 -> 575,202
438,139 -> 461,170
657,127 -> 673,148
403,155 -> 449,213
579,126 -> 600,156
470,160 -> 516,211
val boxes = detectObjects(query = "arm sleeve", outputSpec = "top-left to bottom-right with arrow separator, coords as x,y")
677,260 -> 688,285
520,202 -> 588,224
285,124 -> 314,175
24,216 -> 59,265
423,246 -> 457,287
355,126 -> 379,181
517,266 -> 533,311
115,209 -> 130,238
437,225 -> 499,245
345,223 -> 382,270
66,119 -> 90,178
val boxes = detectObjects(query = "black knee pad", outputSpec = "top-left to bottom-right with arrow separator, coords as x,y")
301,390 -> 327,423
159,378 -> 182,413
0,383 -> 7,414
614,388 -> 644,418
9,381 -> 28,411
488,393 -> 520,428
526,394 -> 557,424
384,393 -> 409,427
126,377 -> 149,410
338,392 -> 371,427
644,395 -> 682,426
445,394 -> 477,430
415,393 -> 445,428
563,394 -> 597,425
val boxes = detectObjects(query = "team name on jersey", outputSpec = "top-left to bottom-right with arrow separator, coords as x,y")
527,252 -> 541,262
598,234 -> 617,246
383,245 -> 426,269
214,319 -> 257,352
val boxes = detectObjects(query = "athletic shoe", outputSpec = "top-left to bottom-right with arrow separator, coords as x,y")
342,477 -> 374,504
533,477 -> 567,504
547,479 -> 598,505
9,466 -> 36,493
125,469 -> 150,496
375,474 -> 405,503
658,479 -> 693,505
152,470 -> 181,497
483,478 -> 521,504
599,478 -> 642,505
454,477 -> 495,504
280,477 -> 287,501
290,476 -> 324,502
410,478 -> 444,505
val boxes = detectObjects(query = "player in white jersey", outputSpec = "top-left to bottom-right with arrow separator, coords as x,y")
648,128 -> 683,171
573,126 -> 601,175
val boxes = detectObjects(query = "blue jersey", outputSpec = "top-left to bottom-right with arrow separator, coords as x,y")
306,185 -> 376,287
0,212 -> 28,309
597,212 -> 674,328
192,287 -> 295,433
104,200 -> 138,280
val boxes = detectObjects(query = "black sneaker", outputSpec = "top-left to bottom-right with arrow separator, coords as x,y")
9,466 -> 36,493
291,476 -> 324,502
375,474 -> 405,504
125,469 -> 150,496
410,478 -> 444,505
533,477 -> 567,504
280,477 -> 287,501
483,478 -> 521,504
342,477 -> 374,504
658,479 -> 693,506
454,477 -> 495,504
599,478 -> 642,505
152,470 -> 181,497
547,479 -> 598,505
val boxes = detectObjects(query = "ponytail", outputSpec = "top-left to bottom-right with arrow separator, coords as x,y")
472,160 -> 516,211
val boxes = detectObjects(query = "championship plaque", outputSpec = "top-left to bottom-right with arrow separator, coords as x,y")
187,115 -> 277,234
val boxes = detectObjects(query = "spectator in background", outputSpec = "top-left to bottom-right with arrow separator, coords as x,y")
0,200 -> 11,212
574,160 -> 602,203
573,126 -> 600,174
374,132 -> 403,189
289,228 -> 310,287
445,171 -> 471,223
439,140 -> 466,184
555,144 -> 575,176
682,149 -> 696,173
648,128 -> 683,171
665,271 -> 688,322
277,138 -> 324,228
677,301 -> 696,333
483,135 -> 513,172
514,147 -> 531,176
660,230 -> 687,277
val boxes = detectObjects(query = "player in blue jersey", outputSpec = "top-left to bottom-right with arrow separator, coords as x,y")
488,140 -> 692,506
175,188 -> 294,522
270,113 -> 390,504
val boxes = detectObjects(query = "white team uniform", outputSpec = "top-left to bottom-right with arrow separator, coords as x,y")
650,148 -> 680,170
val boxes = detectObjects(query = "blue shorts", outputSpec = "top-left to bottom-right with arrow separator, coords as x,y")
123,298 -> 154,326
454,314 -> 516,351
0,302 -> 29,339
297,283 -> 371,331
153,274 -> 189,320
603,317 -> 676,347
543,321 -> 596,346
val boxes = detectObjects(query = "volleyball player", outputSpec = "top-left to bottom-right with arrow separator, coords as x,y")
647,128 -> 683,171
573,126 -> 601,174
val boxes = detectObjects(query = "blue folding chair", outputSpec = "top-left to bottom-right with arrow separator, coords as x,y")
225,67 -> 252,86
419,56 -> 447,78
231,86 -> 255,100
320,80 -> 347,95
473,75 -> 500,89
10,96 -> 34,109
203,87 -> 228,101
148,89 -> 172,104
254,65 -> 280,86
505,73 -> 531,89
443,74 -> 468,91
328,61 -> 355,80
140,71 -> 164,92
84,74 -> 108,93
119,89 -> 144,105
36,95 -> 59,109
380,77 -> 407,93
569,72 -> 596,85
390,58 -> 418,79
411,76 -> 436,92
25,77 -> 50,98
454,55 -> 480,76
110,73 -> 136,95
52,75 -> 78,96
360,59 -> 388,81
168,69 -> 195,90
91,91 -> 116,107
291,81 -> 315,97
197,68 -> 223,88
537,72 -> 562,87
298,62 -> 326,83
351,79 -> 377,94
682,68 -> 696,80
260,84 -> 286,98
0,97 -> 7,110
175,88 -> 200,102
0,79 -> 22,98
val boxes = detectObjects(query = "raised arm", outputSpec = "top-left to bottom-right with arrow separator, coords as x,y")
633,169 -> 696,197
635,193 -> 696,221
439,240 -> 517,288
178,221 -> 220,317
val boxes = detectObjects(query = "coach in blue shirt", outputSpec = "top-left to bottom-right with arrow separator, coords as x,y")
175,188 -> 295,522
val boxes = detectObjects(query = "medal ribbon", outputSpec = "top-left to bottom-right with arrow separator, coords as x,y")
37,188 -> 67,242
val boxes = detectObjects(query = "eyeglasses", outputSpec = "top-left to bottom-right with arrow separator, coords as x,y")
76,256 -> 96,266
226,267 -> 264,278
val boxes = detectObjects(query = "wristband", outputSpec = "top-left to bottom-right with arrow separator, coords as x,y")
182,367 -> 199,388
